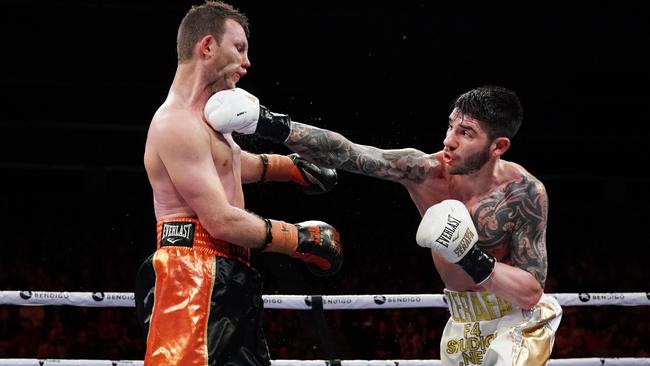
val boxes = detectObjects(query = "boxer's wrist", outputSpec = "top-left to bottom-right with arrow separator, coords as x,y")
258,219 -> 298,255
456,246 -> 496,285
256,105 -> 292,143
258,154 -> 295,183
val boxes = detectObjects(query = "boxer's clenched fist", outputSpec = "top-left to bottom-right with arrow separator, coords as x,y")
416,200 -> 496,284
204,88 -> 291,143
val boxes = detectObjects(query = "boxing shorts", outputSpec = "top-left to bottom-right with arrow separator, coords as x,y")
440,289 -> 562,366
135,217 -> 271,366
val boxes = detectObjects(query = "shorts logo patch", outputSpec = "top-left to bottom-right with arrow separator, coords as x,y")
161,222 -> 195,247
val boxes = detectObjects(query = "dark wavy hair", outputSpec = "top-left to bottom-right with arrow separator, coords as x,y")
452,85 -> 523,140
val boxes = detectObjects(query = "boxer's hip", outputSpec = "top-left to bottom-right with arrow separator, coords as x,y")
134,218 -> 270,365
156,217 -> 250,264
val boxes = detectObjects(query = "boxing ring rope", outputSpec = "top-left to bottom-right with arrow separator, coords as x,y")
1,291 -> 649,366
0,359 -> 649,366
2,291 -> 649,308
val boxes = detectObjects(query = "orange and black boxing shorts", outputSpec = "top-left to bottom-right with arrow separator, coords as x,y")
134,218 -> 271,366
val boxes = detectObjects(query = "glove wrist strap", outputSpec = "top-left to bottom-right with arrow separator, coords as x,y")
456,246 -> 496,285
256,105 -> 291,143
260,219 -> 298,255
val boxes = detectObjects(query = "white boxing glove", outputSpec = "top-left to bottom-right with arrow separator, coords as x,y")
416,199 -> 478,262
416,199 -> 496,284
203,88 -> 293,143
204,88 -> 260,134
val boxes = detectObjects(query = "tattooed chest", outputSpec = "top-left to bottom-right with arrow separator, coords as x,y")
468,195 -> 518,262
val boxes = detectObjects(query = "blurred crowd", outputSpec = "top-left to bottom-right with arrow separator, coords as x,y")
1,288 -> 649,360
1,222 -> 648,360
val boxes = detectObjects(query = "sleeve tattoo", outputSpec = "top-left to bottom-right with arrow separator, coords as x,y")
286,122 -> 435,183
474,177 -> 549,287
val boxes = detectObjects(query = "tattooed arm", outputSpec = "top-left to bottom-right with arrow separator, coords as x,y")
478,177 -> 548,309
285,122 -> 437,184
203,92 -> 436,183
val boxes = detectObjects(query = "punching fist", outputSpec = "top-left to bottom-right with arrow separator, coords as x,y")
259,153 -> 337,194
204,88 -> 291,143
416,200 -> 495,284
261,219 -> 343,277
289,154 -> 337,194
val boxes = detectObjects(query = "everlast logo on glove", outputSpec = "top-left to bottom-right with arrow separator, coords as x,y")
435,214 -> 462,248
453,229 -> 476,258
161,222 -> 195,247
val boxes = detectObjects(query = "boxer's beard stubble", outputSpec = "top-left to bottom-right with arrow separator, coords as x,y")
451,144 -> 491,175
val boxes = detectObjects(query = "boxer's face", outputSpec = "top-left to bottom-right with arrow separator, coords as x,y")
442,108 -> 492,175
208,19 -> 250,90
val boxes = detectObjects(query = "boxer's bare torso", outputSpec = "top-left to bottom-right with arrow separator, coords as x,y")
144,99 -> 244,220
406,153 -> 547,291
285,122 -> 548,296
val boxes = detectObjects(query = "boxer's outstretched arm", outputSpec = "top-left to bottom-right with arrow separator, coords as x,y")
240,150 -> 338,194
285,122 -> 437,184
203,89 -> 436,183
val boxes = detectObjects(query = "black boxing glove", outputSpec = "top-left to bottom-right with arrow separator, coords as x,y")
259,153 -> 337,194
260,219 -> 343,277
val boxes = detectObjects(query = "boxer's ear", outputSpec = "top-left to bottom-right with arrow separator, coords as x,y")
197,34 -> 217,60
491,137 -> 510,158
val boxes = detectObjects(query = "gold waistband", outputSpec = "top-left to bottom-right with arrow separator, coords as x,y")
444,289 -> 514,323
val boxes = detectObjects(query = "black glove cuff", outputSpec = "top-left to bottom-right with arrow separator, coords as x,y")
256,105 -> 291,143
457,245 -> 496,285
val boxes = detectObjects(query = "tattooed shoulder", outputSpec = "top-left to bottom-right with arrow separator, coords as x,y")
506,174 -> 549,287
473,174 -> 549,287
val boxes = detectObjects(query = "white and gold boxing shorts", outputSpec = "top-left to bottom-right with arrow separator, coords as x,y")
440,289 -> 562,366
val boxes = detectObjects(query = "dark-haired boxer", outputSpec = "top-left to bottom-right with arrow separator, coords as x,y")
205,85 -> 562,365
135,2 -> 341,365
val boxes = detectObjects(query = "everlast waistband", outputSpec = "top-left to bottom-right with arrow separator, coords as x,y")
156,217 -> 250,265
444,289 -> 514,323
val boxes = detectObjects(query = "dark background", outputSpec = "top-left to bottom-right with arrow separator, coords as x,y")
1,0 -> 649,360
